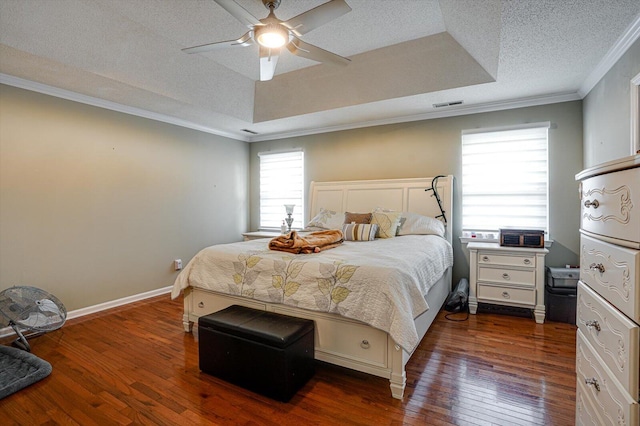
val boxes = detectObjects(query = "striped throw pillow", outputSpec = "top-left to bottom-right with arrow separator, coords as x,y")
342,223 -> 378,241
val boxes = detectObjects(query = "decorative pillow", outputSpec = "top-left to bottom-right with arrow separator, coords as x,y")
370,210 -> 402,239
342,223 -> 378,241
305,208 -> 344,230
397,212 -> 446,237
344,212 -> 372,224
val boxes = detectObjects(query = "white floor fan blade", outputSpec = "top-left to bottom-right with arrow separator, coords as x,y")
282,0 -> 351,36
259,46 -> 279,81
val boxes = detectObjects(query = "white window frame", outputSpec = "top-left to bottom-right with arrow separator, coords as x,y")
461,122 -> 550,242
258,150 -> 305,230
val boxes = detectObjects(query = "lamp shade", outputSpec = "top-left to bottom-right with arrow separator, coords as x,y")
284,204 -> 295,215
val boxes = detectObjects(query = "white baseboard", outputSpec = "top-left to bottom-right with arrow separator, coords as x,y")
0,286 -> 172,339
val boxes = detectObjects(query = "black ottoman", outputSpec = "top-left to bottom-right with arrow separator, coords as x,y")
198,305 -> 315,402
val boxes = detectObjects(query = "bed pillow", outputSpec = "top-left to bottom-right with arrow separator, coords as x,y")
370,210 -> 402,239
397,212 -> 446,237
305,208 -> 344,230
342,223 -> 378,241
344,212 -> 372,224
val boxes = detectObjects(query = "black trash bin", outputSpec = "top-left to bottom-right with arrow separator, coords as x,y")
545,267 -> 578,324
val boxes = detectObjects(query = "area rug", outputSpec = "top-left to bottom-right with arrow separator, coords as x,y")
0,344 -> 52,399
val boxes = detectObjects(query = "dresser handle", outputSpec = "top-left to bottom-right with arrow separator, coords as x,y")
360,340 -> 370,349
585,320 -> 601,332
589,263 -> 605,273
502,273 -> 510,280
583,199 -> 599,209
502,291 -> 510,299
523,259 -> 531,265
482,256 -> 490,262
584,378 -> 600,392
198,301 -> 204,308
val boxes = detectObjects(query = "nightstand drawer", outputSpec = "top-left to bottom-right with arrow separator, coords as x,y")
478,267 -> 536,287
478,252 -> 536,268
477,283 -> 536,306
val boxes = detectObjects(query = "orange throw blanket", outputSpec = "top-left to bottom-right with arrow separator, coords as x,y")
268,230 -> 344,254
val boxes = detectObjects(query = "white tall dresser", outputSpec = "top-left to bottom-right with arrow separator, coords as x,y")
575,154 -> 640,425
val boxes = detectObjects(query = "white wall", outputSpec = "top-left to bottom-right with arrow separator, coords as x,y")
0,85 -> 249,311
583,38 -> 640,167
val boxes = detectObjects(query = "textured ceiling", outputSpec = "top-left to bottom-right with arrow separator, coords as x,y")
0,0 -> 639,141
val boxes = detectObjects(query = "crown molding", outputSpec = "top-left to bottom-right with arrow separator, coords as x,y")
578,14 -> 640,98
0,73 -> 249,142
248,91 -> 581,142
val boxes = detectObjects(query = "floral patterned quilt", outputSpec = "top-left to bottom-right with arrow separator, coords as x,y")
171,234 -> 453,352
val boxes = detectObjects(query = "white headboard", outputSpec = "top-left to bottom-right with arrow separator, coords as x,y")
308,176 -> 454,244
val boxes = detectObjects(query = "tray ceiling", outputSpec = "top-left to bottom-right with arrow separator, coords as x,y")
1,0 -> 639,141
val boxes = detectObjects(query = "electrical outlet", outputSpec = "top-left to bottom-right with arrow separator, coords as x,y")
174,259 -> 182,271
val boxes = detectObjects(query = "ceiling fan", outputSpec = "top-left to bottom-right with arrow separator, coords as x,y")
182,0 -> 352,81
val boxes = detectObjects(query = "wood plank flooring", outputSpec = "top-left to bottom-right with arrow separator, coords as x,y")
0,296 -> 577,425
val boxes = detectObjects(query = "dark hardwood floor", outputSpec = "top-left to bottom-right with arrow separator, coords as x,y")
0,296 -> 577,425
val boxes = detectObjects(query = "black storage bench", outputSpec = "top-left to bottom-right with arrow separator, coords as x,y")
198,305 -> 315,402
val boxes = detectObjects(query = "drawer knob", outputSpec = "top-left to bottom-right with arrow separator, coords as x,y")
583,199 -> 600,209
523,259 -> 531,265
482,256 -> 490,262
502,273 -> 510,280
360,340 -> 370,349
502,291 -> 510,299
584,377 -> 600,392
589,263 -> 605,273
198,301 -> 204,308
585,320 -> 601,332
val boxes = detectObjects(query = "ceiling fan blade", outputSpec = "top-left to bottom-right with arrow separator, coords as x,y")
282,0 -> 351,36
287,38 -> 350,65
182,31 -> 253,54
214,0 -> 261,28
259,46 -> 279,81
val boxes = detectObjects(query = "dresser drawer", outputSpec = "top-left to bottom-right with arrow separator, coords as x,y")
275,306 -> 388,367
580,166 -> 640,245
478,266 -> 535,287
580,233 -> 640,323
577,281 -> 639,399
477,283 -> 536,306
576,330 -> 639,426
477,252 -> 536,268
576,377 -> 606,426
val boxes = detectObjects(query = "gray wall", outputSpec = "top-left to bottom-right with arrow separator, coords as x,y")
583,38 -> 640,167
0,84 -> 249,311
250,101 -> 584,286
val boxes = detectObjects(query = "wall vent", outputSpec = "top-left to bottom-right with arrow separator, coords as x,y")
242,129 -> 258,135
433,100 -> 464,108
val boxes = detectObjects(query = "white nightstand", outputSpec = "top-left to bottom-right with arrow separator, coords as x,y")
242,231 -> 282,241
468,242 -> 548,323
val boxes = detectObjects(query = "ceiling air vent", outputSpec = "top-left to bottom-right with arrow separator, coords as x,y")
433,100 -> 464,108
242,129 -> 259,135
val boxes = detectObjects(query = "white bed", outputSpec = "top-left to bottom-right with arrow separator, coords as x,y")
173,176 -> 454,399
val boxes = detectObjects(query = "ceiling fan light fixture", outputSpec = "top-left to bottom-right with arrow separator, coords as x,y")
255,24 -> 288,48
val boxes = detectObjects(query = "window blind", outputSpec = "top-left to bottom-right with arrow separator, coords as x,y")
259,150 -> 304,230
461,124 -> 549,235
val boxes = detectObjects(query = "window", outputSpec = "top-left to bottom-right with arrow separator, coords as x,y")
461,123 -> 549,237
258,150 -> 304,230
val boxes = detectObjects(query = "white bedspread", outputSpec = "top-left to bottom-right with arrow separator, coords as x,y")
172,234 -> 453,352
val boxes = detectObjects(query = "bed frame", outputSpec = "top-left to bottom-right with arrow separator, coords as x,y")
181,176 -> 454,399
